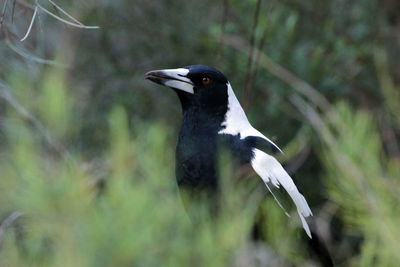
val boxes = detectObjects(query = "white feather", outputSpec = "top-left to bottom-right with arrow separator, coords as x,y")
218,84 -> 282,153
218,82 -> 312,238
251,148 -> 313,238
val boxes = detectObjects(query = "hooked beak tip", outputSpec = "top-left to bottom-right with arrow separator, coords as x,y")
145,70 -> 156,78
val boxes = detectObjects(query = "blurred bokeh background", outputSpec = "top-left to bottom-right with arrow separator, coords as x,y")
1,0 -> 399,266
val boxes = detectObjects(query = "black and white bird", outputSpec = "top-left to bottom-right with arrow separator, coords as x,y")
145,65 -> 313,238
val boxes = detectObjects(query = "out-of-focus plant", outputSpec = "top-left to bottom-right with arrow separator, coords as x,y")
1,0 -> 399,266
322,103 -> 400,266
292,47 -> 400,264
0,70 -> 270,266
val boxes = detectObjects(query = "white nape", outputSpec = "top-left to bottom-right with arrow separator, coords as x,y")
218,83 -> 281,152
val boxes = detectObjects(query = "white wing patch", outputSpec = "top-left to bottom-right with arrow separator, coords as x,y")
218,83 -> 282,152
218,82 -> 312,237
251,148 -> 313,238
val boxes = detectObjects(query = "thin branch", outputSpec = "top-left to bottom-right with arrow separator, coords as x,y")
49,0 -> 62,20
380,113 -> 400,159
251,0 -> 277,89
15,0 -> 35,10
0,0 -> 9,27
11,0 -> 16,23
289,94 -> 335,146
1,0 -> 9,15
284,143 -> 311,175
48,0 -> 84,26
2,23 -> 62,66
6,38 -> 65,66
0,211 -> 23,245
0,83 -> 71,160
0,88 -> 33,121
242,0 -> 262,111
4,0 -> 99,65
20,5 -> 37,41
36,2 -> 99,29
216,0 -> 229,62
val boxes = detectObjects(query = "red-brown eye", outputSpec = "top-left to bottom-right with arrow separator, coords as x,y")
201,77 -> 211,85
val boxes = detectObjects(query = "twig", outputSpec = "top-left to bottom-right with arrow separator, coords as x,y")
35,2 -> 99,29
4,0 -> 98,65
1,13 -> 63,66
380,113 -> 400,159
216,0 -> 229,62
284,143 -> 311,175
15,0 -> 35,10
0,85 -> 36,121
11,0 -> 16,23
289,94 -> 333,145
20,5 -> 37,41
48,0 -> 84,26
0,211 -> 23,245
0,0 -> 9,27
0,83 -> 71,160
49,0 -> 62,20
2,22 -> 59,65
242,0 -> 262,111
6,38 -> 65,66
1,0 -> 9,16
251,0 -> 277,89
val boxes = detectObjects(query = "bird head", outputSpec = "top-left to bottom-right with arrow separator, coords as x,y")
145,65 -> 229,113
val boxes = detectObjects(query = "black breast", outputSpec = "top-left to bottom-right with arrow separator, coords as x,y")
176,131 -> 219,191
175,133 -> 258,192
176,132 -> 281,192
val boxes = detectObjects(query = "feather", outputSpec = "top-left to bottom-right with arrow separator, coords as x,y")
214,82 -> 312,237
251,148 -> 313,238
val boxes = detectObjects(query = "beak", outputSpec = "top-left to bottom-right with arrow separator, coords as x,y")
145,68 -> 194,94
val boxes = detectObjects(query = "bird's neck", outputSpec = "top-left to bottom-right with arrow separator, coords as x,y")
177,83 -> 250,137
180,106 -> 226,136
218,83 -> 251,136
177,91 -> 228,136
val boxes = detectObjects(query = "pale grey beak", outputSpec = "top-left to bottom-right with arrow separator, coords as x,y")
145,68 -> 194,94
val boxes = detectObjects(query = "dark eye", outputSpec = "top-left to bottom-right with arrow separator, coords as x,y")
201,77 -> 211,85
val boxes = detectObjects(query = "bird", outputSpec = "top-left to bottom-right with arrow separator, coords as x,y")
145,65 -> 313,238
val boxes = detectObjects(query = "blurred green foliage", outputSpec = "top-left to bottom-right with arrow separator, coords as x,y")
325,107 -> 400,266
0,78 -> 262,266
0,0 -> 399,266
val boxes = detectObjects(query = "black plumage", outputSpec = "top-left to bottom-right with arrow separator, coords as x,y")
145,65 -> 312,236
145,64 -> 334,266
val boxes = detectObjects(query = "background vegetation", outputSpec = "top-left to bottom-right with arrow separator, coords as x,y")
0,0 -> 399,266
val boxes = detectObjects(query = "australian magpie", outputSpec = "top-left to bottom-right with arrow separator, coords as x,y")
145,65 -> 313,238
